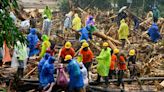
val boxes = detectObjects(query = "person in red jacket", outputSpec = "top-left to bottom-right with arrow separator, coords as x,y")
79,42 -> 94,71
117,53 -> 127,90
109,49 -> 119,79
58,41 -> 75,63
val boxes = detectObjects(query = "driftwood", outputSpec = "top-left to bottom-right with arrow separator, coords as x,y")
24,67 -> 37,78
93,31 -> 121,45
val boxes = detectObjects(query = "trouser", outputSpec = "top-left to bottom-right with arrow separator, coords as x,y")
117,70 -> 124,89
96,74 -> 108,85
88,33 -> 92,40
83,62 -> 92,71
69,87 -> 84,92
121,39 -> 126,49
108,69 -> 116,79
17,60 -> 24,78
128,64 -> 137,79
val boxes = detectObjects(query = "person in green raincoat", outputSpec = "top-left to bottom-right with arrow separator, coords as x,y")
39,35 -> 51,58
95,42 -> 111,86
43,6 -> 52,20
117,19 -> 129,49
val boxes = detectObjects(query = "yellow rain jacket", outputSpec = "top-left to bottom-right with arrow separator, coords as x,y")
118,19 -> 129,40
72,14 -> 81,31
39,35 -> 51,58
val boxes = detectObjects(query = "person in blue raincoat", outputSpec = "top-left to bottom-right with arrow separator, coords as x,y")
79,25 -> 91,42
40,57 -> 55,91
65,55 -> 84,92
147,22 -> 161,43
38,53 -> 50,75
86,16 -> 95,26
27,28 -> 39,57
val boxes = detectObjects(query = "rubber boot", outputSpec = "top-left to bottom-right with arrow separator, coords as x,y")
20,68 -> 24,78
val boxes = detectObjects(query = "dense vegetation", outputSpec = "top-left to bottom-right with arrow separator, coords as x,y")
0,0 -> 27,47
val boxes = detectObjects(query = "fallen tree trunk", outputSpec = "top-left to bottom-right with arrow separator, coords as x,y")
93,31 -> 121,45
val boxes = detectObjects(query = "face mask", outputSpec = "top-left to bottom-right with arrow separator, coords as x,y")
83,47 -> 88,51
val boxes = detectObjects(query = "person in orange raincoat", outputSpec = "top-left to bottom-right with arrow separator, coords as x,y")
2,41 -> 11,65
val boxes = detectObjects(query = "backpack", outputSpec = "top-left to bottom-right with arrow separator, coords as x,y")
57,66 -> 69,87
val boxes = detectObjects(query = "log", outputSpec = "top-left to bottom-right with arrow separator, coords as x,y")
93,32 -> 121,45
89,86 -> 121,92
106,40 -> 117,49
89,77 -> 164,84
24,67 -> 37,78
89,40 -> 101,51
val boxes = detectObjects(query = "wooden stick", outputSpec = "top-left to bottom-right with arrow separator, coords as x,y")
24,67 -> 37,78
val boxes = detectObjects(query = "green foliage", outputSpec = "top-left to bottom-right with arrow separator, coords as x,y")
59,0 -> 70,13
0,0 -> 27,47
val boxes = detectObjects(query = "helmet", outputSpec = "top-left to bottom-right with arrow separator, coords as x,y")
65,41 -> 72,49
80,40 -> 87,43
114,49 -> 119,54
82,42 -> 89,48
129,49 -> 135,56
64,55 -> 72,61
103,42 -> 109,47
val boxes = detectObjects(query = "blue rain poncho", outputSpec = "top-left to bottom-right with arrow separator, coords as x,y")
40,57 -> 55,87
148,23 -> 161,42
27,28 -> 39,57
79,25 -> 91,41
38,53 -> 50,74
67,59 -> 84,89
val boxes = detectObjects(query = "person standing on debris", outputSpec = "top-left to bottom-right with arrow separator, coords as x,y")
42,15 -> 52,36
152,7 -> 160,22
30,15 -> 37,28
43,6 -> 52,20
86,16 -> 97,40
109,49 -> 119,79
117,6 -> 127,27
129,14 -> 140,31
86,16 -> 95,26
117,52 -> 127,90
118,19 -> 129,49
96,42 -> 111,86
39,35 -> 51,58
147,19 -> 161,43
79,42 -> 94,71
79,62 -> 88,92
58,41 -> 75,63
79,25 -> 91,41
40,57 -> 55,92
64,12 -> 73,39
128,49 -> 137,79
72,13 -> 82,39
65,55 -> 84,92
27,28 -> 39,57
15,41 -> 28,78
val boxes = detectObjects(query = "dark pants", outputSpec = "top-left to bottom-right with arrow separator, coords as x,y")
128,64 -> 137,79
117,70 -> 124,89
96,74 -> 108,85
108,70 -> 116,79
83,62 -> 92,71
121,39 -> 126,49
69,88 -> 83,92
17,60 -> 24,78
88,33 -> 92,40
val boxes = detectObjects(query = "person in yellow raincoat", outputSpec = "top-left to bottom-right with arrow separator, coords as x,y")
95,42 -> 111,86
43,6 -> 52,20
117,19 -> 129,49
72,13 -> 81,39
39,35 -> 51,58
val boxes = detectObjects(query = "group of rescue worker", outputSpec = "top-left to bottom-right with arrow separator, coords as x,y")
0,5 -> 161,92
